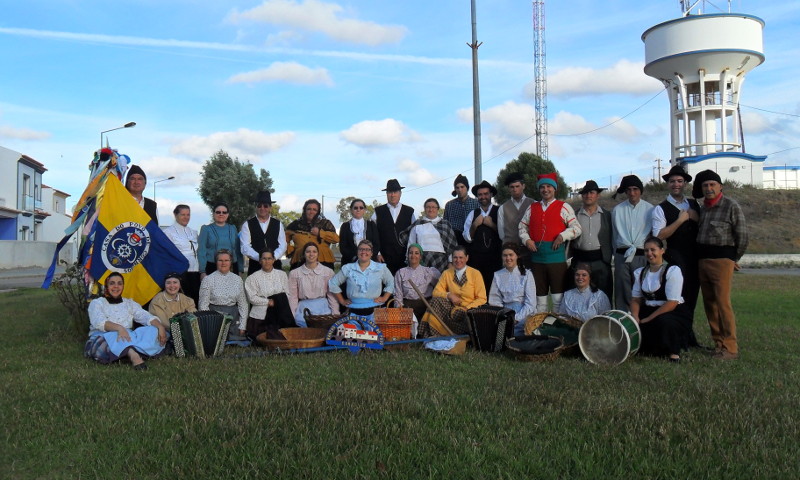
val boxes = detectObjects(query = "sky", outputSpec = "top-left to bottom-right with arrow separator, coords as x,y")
1,0 -> 798,231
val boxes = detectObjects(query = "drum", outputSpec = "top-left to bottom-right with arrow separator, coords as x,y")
578,310 -> 641,365
170,310 -> 232,358
466,306 -> 515,353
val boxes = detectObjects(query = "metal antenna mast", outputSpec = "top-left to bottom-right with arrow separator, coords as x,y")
532,0 -> 548,161
469,0 -> 483,184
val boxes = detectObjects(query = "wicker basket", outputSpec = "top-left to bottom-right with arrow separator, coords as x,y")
304,309 -> 349,331
256,327 -> 328,350
506,335 -> 565,362
524,312 -> 582,335
374,299 -> 413,341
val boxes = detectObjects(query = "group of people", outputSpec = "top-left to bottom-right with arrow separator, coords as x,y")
86,163 -> 747,368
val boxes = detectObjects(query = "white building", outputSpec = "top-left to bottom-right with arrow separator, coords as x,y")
642,10 -> 766,185
763,165 -> 800,190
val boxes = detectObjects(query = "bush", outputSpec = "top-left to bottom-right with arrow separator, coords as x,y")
53,261 -> 93,337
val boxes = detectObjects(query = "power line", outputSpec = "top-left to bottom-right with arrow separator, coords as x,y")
740,104 -> 800,118
551,89 -> 665,137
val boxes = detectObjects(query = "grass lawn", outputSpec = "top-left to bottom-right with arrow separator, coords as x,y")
2,274 -> 799,479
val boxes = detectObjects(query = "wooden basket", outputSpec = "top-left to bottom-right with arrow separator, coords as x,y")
304,309 -> 349,331
256,327 -> 328,351
506,335 -> 565,362
373,299 -> 413,341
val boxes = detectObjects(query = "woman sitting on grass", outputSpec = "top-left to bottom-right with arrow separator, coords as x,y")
329,239 -> 394,321
630,236 -> 692,363
245,249 -> 295,339
423,246 -> 487,336
148,272 -> 197,328
557,263 -> 611,322
85,272 -> 167,370
287,242 -> 339,327
488,243 -> 537,336
198,249 -> 249,344
394,243 -> 442,323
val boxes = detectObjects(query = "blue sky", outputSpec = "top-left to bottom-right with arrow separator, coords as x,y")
1,0 -> 798,230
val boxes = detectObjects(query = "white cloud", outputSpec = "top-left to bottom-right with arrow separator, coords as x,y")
397,159 -> 436,187
0,125 -> 51,140
264,30 -> 303,46
741,111 -> 775,135
340,119 -> 420,147
137,156 -> 202,187
548,111 -> 595,135
169,128 -> 295,161
549,111 -> 645,143
227,0 -> 407,46
528,59 -> 663,97
227,61 -> 333,86
275,194 -> 304,212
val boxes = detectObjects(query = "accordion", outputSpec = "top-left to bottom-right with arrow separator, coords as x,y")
170,310 -> 232,358
466,306 -> 515,353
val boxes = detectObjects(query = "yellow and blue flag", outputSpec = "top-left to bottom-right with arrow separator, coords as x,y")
89,175 -> 188,305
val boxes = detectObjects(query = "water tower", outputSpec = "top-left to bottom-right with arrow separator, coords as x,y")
642,2 -> 766,185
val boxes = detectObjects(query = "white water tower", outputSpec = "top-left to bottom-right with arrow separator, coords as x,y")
642,2 -> 766,185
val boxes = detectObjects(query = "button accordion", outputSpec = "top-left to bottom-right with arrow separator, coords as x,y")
170,310 -> 232,358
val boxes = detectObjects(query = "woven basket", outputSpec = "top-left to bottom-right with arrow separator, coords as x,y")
256,327 -> 328,350
524,312 -> 582,335
506,335 -> 565,362
374,299 -> 413,341
304,309 -> 349,331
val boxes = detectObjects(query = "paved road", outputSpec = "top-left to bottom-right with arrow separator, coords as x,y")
0,267 -> 66,290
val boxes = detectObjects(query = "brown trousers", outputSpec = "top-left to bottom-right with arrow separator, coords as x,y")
698,258 -> 738,354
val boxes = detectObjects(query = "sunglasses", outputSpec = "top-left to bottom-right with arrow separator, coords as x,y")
257,203 -> 271,208
214,210 -> 228,214
352,206 -> 365,210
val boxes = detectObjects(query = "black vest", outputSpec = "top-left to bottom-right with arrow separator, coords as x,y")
639,266 -> 668,302
659,199 -> 699,267
469,205 -> 501,255
247,216 -> 281,274
375,204 -> 414,261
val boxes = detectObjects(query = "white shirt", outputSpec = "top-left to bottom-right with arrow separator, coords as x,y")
164,223 -> 199,272
240,216 -> 287,262
462,204 -> 495,243
651,195 -> 691,237
245,268 -> 289,320
632,265 -> 684,307
407,218 -> 446,253
199,271 -> 249,329
488,268 -> 537,320
612,199 -> 654,262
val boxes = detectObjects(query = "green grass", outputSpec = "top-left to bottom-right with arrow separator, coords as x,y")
2,275 -> 799,479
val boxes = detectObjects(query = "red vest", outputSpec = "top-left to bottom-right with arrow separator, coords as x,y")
528,200 -> 566,243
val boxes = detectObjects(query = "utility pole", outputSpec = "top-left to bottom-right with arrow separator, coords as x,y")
468,0 -> 483,184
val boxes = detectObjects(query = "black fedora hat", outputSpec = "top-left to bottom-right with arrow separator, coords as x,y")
471,180 -> 498,197
577,180 -> 606,195
382,179 -> 405,192
615,175 -> 644,194
255,191 -> 272,205
662,165 -> 692,183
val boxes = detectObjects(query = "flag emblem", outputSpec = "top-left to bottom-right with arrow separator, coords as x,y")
101,221 -> 152,272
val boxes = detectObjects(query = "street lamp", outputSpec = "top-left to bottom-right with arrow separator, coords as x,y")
152,176 -> 175,203
100,121 -> 136,148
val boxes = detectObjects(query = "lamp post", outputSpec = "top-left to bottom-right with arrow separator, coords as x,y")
152,176 -> 175,204
100,121 -> 136,148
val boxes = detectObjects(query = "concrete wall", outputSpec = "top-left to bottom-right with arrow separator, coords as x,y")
0,240 -> 75,269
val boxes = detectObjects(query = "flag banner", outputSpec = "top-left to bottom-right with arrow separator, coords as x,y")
89,175 -> 188,305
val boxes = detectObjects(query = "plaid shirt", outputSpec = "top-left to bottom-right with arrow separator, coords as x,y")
697,195 -> 748,261
443,196 -> 479,236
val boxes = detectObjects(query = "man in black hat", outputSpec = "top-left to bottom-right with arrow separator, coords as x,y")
374,179 -> 416,275
611,174 -> 654,311
652,165 -> 701,332
125,165 -> 158,223
570,180 -> 613,300
694,169 -> 748,360
443,174 -> 478,246
497,172 -> 534,246
463,180 -> 502,291
240,191 -> 286,275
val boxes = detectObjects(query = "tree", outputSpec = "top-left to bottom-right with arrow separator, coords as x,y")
493,152 -> 570,204
335,196 -> 379,223
272,204 -> 301,226
198,150 -> 274,228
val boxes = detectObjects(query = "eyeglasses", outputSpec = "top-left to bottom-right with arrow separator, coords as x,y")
214,210 -> 228,214
352,206 -> 365,210
358,247 -> 373,252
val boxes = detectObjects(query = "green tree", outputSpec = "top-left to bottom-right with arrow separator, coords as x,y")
493,152 -> 570,203
335,196 -> 378,223
198,150 -> 274,228
272,204 -> 301,226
